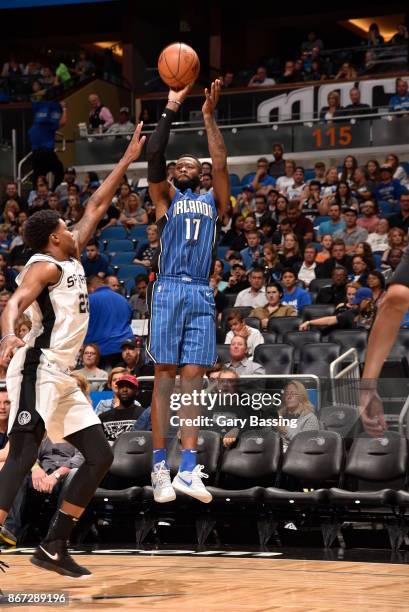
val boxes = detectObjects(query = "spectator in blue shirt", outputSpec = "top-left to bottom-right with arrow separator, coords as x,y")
81,238 -> 113,278
85,276 -> 133,368
318,203 -> 346,238
240,230 -> 262,270
389,78 -> 409,113
281,268 -> 312,314
247,157 -> 276,192
29,100 -> 67,190
375,165 -> 407,209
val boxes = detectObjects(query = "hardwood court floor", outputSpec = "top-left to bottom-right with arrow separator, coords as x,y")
2,554 -> 409,611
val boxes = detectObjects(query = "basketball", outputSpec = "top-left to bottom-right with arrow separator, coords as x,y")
158,42 -> 200,90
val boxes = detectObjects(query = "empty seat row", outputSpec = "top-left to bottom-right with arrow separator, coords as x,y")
100,225 -> 149,240
93,429 -> 409,550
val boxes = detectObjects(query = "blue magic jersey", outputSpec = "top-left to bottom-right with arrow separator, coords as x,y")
155,188 -> 219,280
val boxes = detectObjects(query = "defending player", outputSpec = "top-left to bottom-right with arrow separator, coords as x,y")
0,124 -> 145,577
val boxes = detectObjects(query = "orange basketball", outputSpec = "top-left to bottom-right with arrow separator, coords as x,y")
158,42 -> 200,90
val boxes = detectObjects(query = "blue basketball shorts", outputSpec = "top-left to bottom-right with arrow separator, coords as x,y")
146,275 -> 216,367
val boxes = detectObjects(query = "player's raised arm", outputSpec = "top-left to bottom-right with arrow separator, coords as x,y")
147,83 -> 192,218
0,262 -> 60,363
73,122 -> 146,252
202,79 -> 230,216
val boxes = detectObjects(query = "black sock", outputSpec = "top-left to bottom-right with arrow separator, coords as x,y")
44,510 -> 79,543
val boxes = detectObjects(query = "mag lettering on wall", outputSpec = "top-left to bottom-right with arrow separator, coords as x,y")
141,76 -> 409,125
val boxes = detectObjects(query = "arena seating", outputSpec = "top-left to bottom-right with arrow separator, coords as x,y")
298,343 -> 341,376
283,331 -> 322,365
327,329 -> 368,363
253,344 -> 294,374
267,317 -> 302,340
92,429 -> 409,551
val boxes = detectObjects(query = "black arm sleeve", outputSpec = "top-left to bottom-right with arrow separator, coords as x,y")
147,108 -> 177,183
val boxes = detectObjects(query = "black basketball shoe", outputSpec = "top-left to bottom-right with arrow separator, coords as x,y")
30,540 -> 91,578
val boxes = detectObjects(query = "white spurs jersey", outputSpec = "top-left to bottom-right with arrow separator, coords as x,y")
17,254 -> 89,370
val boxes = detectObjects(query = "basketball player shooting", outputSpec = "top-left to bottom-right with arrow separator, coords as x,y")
146,79 -> 229,503
0,123 -> 145,578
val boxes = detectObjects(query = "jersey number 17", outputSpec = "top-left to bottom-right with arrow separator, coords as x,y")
185,218 -> 201,241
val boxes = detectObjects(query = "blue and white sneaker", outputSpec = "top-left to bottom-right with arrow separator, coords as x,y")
172,464 -> 212,503
151,460 -> 176,503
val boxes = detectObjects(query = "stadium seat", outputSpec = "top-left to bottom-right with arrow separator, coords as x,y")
231,186 -> 243,197
209,431 -> 280,498
264,430 -> 343,507
283,331 -> 322,365
100,226 -> 128,239
93,431 -> 152,520
241,172 -> 254,187
221,293 -> 241,309
298,343 -> 340,377
217,246 -> 229,259
167,431 -> 221,484
128,225 -> 149,240
327,329 -> 368,363
328,432 -> 407,510
245,317 -> 261,330
110,252 -> 136,266
267,317 -> 302,340
104,239 -> 135,253
262,332 -> 277,344
389,329 -> 409,360
229,173 -> 241,187
94,431 -> 150,546
253,344 -> 294,375
309,278 -> 332,303
302,304 -> 336,322
216,344 -> 232,364
117,264 -> 148,280
205,432 -> 281,548
319,403 -> 362,443
310,279 -> 333,292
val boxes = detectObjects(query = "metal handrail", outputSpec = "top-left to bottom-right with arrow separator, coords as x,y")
330,348 -> 359,379
399,395 -> 409,437
329,348 -> 360,407
76,108 -> 409,138
17,130 -> 66,195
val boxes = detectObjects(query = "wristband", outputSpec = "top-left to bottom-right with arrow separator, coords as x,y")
168,99 -> 181,106
0,333 -> 16,343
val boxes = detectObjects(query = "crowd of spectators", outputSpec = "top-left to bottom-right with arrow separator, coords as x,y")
0,48 -> 120,103
223,25 -> 409,90
0,144 -> 408,384
0,146 -> 408,546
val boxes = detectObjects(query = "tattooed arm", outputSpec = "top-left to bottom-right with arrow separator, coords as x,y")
202,80 -> 230,216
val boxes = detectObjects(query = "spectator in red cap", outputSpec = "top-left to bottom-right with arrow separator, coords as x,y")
99,374 -> 145,442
